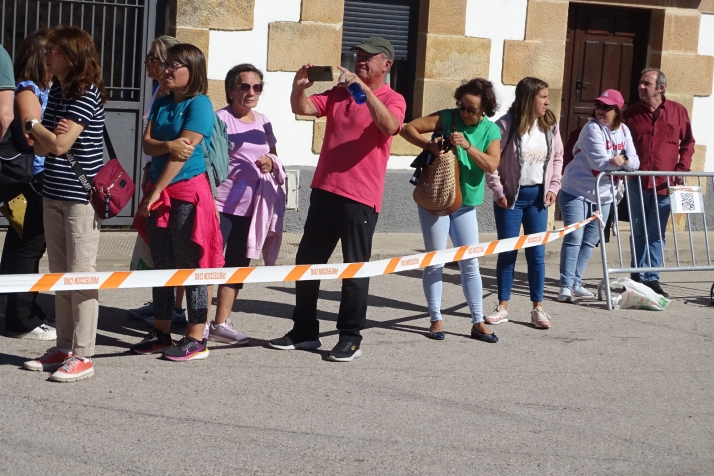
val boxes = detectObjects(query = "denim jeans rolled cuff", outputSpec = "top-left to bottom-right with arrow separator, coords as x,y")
627,178 -> 671,282
418,204 -> 484,324
558,191 -> 611,288
493,184 -> 547,303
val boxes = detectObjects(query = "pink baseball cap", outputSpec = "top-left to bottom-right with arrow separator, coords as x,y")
593,89 -> 624,109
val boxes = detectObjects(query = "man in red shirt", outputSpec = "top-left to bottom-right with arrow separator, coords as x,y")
623,68 -> 695,298
269,37 -> 406,361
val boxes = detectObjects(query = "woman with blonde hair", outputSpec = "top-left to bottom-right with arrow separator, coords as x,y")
126,35 -> 188,326
485,77 -> 564,329
22,26 -> 107,381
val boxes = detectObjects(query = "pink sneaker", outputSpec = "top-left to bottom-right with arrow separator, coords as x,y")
208,319 -> 250,345
49,356 -> 95,382
484,304 -> 509,324
23,347 -> 71,371
531,307 -> 552,329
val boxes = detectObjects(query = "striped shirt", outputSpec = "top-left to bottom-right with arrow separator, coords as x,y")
41,82 -> 105,202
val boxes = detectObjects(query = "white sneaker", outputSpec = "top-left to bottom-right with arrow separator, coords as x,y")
572,284 -> 594,298
7,324 -> 57,341
531,307 -> 552,329
208,319 -> 250,345
557,287 -> 573,303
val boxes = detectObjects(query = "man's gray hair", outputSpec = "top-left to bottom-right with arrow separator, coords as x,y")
642,68 -> 667,94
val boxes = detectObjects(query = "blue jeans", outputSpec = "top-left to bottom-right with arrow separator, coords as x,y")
627,178 -> 671,282
493,184 -> 548,302
418,204 -> 483,324
558,191 -> 611,288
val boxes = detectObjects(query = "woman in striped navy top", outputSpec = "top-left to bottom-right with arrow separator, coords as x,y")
21,26 -> 106,383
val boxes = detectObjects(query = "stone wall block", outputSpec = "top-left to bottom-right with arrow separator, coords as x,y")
418,0 -> 467,36
662,9 -> 700,53
207,79 -> 226,111
660,53 -> 714,96
422,35 -> 490,81
312,119 -> 326,154
502,40 -> 566,87
525,0 -> 569,42
301,0 -> 344,23
390,134 -> 424,156
413,79 -> 463,118
267,22 -> 342,72
177,0 -> 254,31
688,145 -> 707,192
175,27 -> 210,61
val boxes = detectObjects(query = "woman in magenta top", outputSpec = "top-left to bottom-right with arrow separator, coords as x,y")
208,63 -> 283,345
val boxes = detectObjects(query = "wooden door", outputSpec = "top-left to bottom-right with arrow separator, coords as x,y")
560,4 -> 651,140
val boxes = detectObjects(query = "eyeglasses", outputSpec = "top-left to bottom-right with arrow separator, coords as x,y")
43,47 -> 63,56
456,101 -> 480,116
238,83 -> 263,93
145,53 -> 160,63
594,102 -> 616,112
161,62 -> 187,73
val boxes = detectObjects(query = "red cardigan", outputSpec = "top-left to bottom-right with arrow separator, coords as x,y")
133,173 -> 224,269
622,98 -> 695,195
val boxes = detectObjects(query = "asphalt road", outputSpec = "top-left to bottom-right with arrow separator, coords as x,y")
0,262 -> 712,475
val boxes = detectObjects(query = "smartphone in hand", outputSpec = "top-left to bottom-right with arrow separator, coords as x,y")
307,66 -> 333,82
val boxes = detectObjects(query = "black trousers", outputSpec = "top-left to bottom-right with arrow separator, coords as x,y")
219,212 -> 252,290
1,182 -> 47,334
291,188 -> 378,344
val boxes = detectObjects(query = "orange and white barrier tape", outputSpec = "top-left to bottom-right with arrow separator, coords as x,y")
0,213 -> 600,293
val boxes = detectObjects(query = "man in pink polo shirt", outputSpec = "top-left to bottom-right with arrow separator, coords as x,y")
269,37 -> 406,362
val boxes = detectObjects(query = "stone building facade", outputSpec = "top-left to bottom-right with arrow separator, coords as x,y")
163,0 -> 714,231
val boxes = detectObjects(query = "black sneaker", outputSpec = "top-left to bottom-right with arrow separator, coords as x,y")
130,330 -> 173,355
644,280 -> 669,299
268,333 -> 322,350
327,338 -> 362,362
163,336 -> 209,361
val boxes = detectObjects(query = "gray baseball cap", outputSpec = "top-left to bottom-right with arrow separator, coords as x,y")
350,36 -> 394,61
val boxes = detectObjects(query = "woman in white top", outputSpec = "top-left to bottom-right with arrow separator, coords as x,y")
484,77 -> 564,329
558,89 -> 639,302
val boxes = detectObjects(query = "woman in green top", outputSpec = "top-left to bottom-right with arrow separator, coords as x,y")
400,78 -> 501,343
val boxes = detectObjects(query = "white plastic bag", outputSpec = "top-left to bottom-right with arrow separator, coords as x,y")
609,277 -> 670,311
129,235 -> 154,270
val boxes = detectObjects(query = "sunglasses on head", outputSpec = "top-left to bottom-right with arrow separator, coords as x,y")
456,101 -> 480,116
238,83 -> 263,93
594,102 -> 616,112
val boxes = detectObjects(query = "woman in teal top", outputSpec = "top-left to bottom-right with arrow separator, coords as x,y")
130,43 -> 217,361
400,78 -> 501,343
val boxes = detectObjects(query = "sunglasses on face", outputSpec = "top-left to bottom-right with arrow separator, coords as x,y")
43,47 -> 63,56
594,102 -> 616,112
456,101 -> 480,116
238,83 -> 263,93
145,53 -> 160,63
161,62 -> 187,73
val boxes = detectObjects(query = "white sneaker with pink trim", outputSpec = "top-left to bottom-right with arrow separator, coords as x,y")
484,304 -> 509,324
531,307 -> 552,329
208,319 -> 250,345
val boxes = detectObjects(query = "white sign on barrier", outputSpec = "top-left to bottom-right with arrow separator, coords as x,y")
669,186 -> 703,214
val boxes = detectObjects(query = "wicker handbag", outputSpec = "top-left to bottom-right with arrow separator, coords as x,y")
412,111 -> 462,216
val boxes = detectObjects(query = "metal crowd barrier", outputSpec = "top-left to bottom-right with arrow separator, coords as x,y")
594,171 -> 714,310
